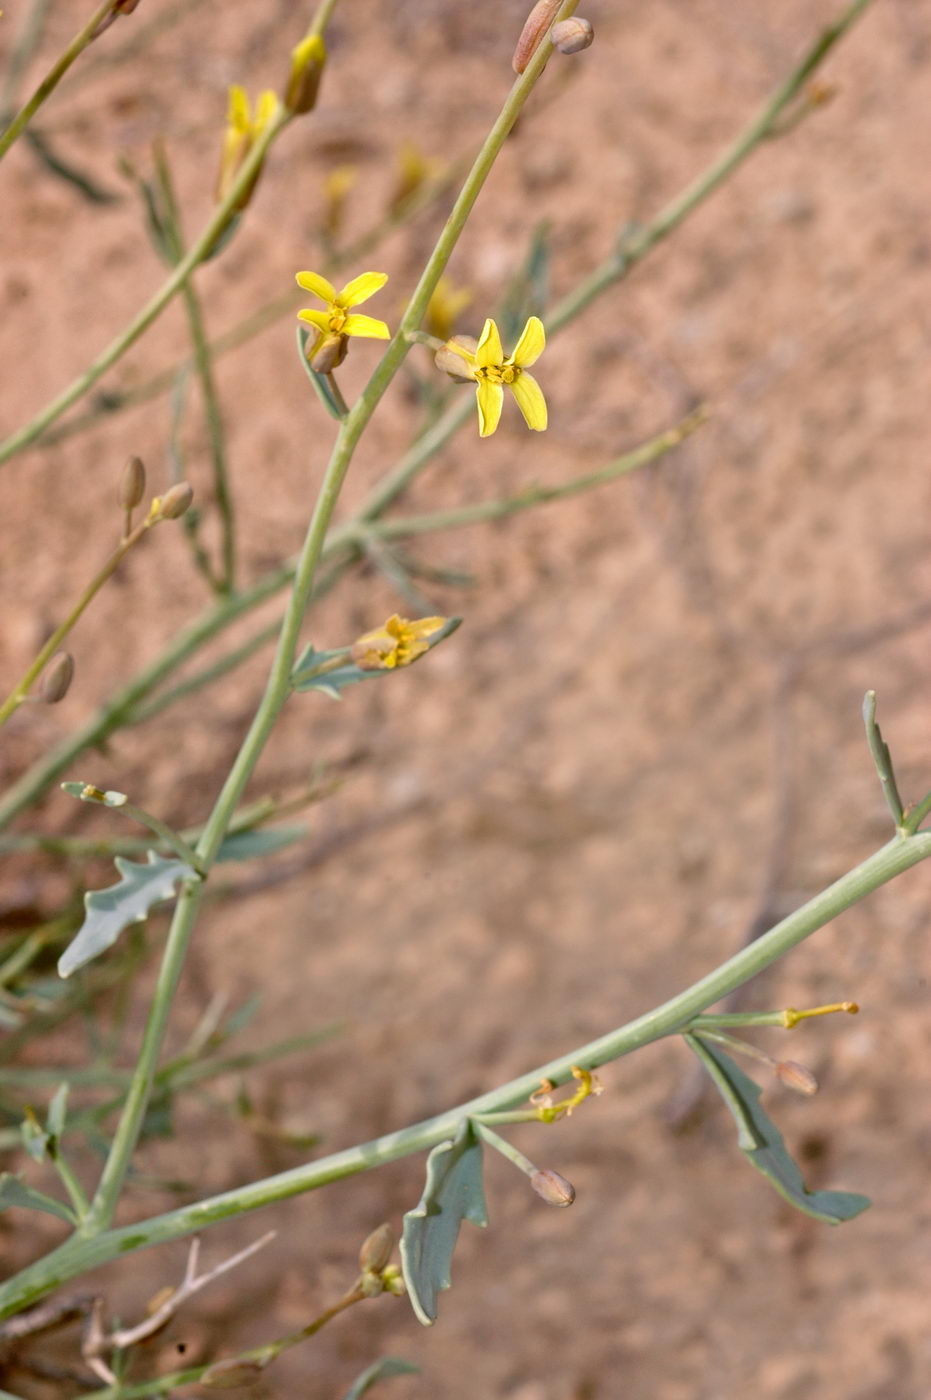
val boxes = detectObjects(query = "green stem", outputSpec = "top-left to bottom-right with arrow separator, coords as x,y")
0,105 -> 291,467
154,145 -> 236,595
78,14 -> 575,1236
104,799 -> 204,874
4,829 -> 928,1315
545,0 -> 874,333
0,0 -> 113,163
48,1148 -> 91,1222
0,0 -> 55,115
0,512 -> 155,727
0,0 -> 866,819
474,1121 -> 538,1177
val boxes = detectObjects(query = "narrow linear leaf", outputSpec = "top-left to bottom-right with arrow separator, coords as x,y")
46,1083 -> 69,1139
215,826 -> 309,863
340,1358 -> 419,1400
0,1172 -> 75,1225
400,1119 -> 488,1327
58,852 -> 196,980
686,1034 -> 870,1224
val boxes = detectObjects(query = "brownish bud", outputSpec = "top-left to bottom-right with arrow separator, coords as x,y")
434,336 -> 478,382
359,1222 -> 394,1274
775,1060 -> 819,1096
40,652 -> 74,704
201,1358 -> 266,1389
285,34 -> 327,115
119,455 -> 146,510
154,482 -> 194,520
310,332 -> 349,375
552,17 -> 594,54
530,1168 -> 576,1207
512,0 -> 562,74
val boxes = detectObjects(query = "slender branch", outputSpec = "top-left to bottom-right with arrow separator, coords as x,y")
78,2 -> 579,1238
0,106 -> 291,467
3,827 -> 929,1315
0,0 -> 114,163
154,144 -> 237,595
0,0 -> 866,823
0,0 -> 55,116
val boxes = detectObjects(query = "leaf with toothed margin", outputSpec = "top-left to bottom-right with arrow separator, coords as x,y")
400,1119 -> 487,1326
686,1034 -> 871,1224
58,852 -> 197,979
0,1172 -> 76,1225
340,1358 -> 419,1400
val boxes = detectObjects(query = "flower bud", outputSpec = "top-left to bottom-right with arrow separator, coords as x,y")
310,332 -> 349,375
119,455 -> 146,511
285,32 -> 327,115
551,17 -> 594,54
41,652 -> 74,704
530,1168 -> 576,1207
434,336 -> 478,382
153,482 -> 194,520
513,0 -> 562,74
359,1223 -> 394,1274
775,1060 -> 819,1096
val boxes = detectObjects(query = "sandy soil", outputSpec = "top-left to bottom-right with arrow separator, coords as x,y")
1,0 -> 930,1396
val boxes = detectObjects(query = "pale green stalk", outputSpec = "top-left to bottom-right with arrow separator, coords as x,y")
77,0 -> 581,1240
0,1 -> 868,823
0,509 -> 157,727
4,829 -> 930,1316
0,106 -> 290,466
154,145 -> 236,594
0,0 -> 114,162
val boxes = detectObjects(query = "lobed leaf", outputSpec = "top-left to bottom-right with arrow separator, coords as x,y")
686,1034 -> 870,1224
58,852 -> 197,980
400,1119 -> 488,1326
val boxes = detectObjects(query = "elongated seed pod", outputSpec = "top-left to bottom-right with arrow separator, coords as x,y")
512,0 -> 562,75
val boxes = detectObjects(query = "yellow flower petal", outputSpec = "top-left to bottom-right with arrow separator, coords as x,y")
297,308 -> 331,332
476,379 -> 504,437
510,315 -> 545,369
254,90 -> 279,132
509,371 -> 547,431
228,84 -> 250,131
337,271 -> 389,308
475,318 -> 504,370
295,270 -> 338,303
343,313 -> 391,339
405,616 -> 446,640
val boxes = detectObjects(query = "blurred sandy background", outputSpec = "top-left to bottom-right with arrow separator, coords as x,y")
1,0 -> 930,1396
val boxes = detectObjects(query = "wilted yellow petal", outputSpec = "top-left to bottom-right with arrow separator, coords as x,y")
510,315 -> 545,368
510,371 -> 547,431
476,379 -> 504,437
295,270 -> 338,304
343,313 -> 391,339
337,271 -> 389,307
475,318 -> 504,370
405,616 -> 446,640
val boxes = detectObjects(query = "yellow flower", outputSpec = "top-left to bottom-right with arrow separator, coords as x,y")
217,85 -> 279,207
296,270 -> 391,361
351,615 -> 447,671
447,316 -> 547,438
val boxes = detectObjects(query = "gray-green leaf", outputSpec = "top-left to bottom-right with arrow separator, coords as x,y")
400,1119 -> 488,1326
0,1172 -> 75,1224
215,826 -> 309,862
58,852 -> 196,979
340,1359 -> 419,1400
686,1034 -> 870,1224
